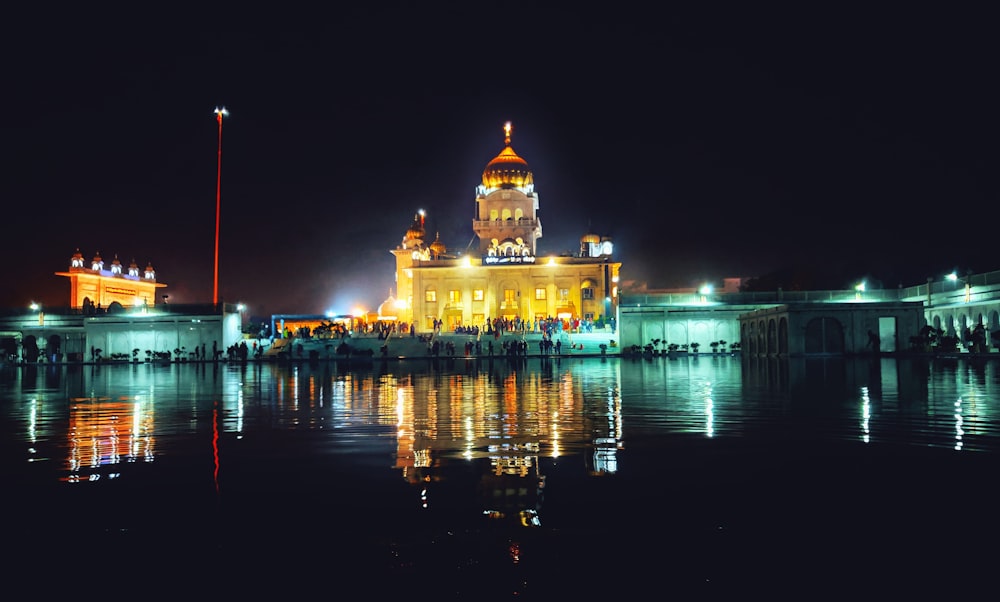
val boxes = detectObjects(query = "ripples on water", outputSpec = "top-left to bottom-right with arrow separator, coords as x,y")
3,355 -> 999,596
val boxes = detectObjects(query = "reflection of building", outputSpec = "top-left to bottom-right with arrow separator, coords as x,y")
66,397 -> 156,481
390,123 -> 621,333
480,447 -> 545,527
386,364 -> 624,526
591,385 -> 624,475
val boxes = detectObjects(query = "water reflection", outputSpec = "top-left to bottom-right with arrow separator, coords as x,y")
3,356 -> 1000,595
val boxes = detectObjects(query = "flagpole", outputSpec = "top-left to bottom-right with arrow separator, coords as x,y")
213,106 -> 228,306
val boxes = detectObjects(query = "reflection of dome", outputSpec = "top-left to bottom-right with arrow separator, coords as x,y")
482,122 -> 533,190
430,232 -> 446,255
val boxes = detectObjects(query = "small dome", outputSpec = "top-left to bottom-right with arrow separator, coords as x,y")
581,232 -> 601,244
430,232 -> 446,255
378,293 -> 396,318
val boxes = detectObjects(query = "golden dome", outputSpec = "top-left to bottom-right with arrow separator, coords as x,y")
482,122 -> 533,190
430,232 -> 446,255
404,212 -> 425,241
581,232 -> 601,244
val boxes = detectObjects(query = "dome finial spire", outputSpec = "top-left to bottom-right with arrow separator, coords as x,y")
504,121 -> 512,146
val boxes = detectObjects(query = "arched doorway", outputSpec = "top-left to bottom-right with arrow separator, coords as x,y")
22,334 -> 40,363
1,336 -> 18,362
47,334 -> 62,362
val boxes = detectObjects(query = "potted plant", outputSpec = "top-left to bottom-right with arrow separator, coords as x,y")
690,342 -> 700,356
710,341 -> 720,354
667,343 -> 680,358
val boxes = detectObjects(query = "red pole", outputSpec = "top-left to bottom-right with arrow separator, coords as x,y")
214,109 -> 223,306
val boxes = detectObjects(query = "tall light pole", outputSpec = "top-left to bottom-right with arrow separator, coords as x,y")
213,106 -> 229,306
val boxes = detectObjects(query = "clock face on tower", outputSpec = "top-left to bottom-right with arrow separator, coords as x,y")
602,241 -> 613,256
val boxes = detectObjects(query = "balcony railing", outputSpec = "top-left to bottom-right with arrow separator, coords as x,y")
473,218 -> 540,230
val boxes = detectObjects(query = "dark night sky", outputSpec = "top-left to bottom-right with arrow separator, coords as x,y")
3,6 -> 997,319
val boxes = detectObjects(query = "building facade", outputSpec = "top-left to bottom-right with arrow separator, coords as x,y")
619,272 -> 1000,356
55,249 -> 166,311
390,123 -> 621,333
1,249 -> 242,363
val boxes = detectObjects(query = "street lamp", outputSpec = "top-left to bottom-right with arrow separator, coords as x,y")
29,302 -> 43,325
213,106 -> 229,306
946,271 -> 971,302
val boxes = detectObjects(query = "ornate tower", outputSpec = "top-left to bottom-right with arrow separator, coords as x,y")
473,122 -> 542,259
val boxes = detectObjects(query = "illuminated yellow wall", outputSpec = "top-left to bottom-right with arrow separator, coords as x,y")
401,258 -> 620,332
55,269 -> 166,309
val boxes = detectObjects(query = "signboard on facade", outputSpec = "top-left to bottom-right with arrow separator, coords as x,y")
483,256 -> 536,265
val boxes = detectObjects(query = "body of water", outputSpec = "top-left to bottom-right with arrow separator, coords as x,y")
4,355 -> 999,597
